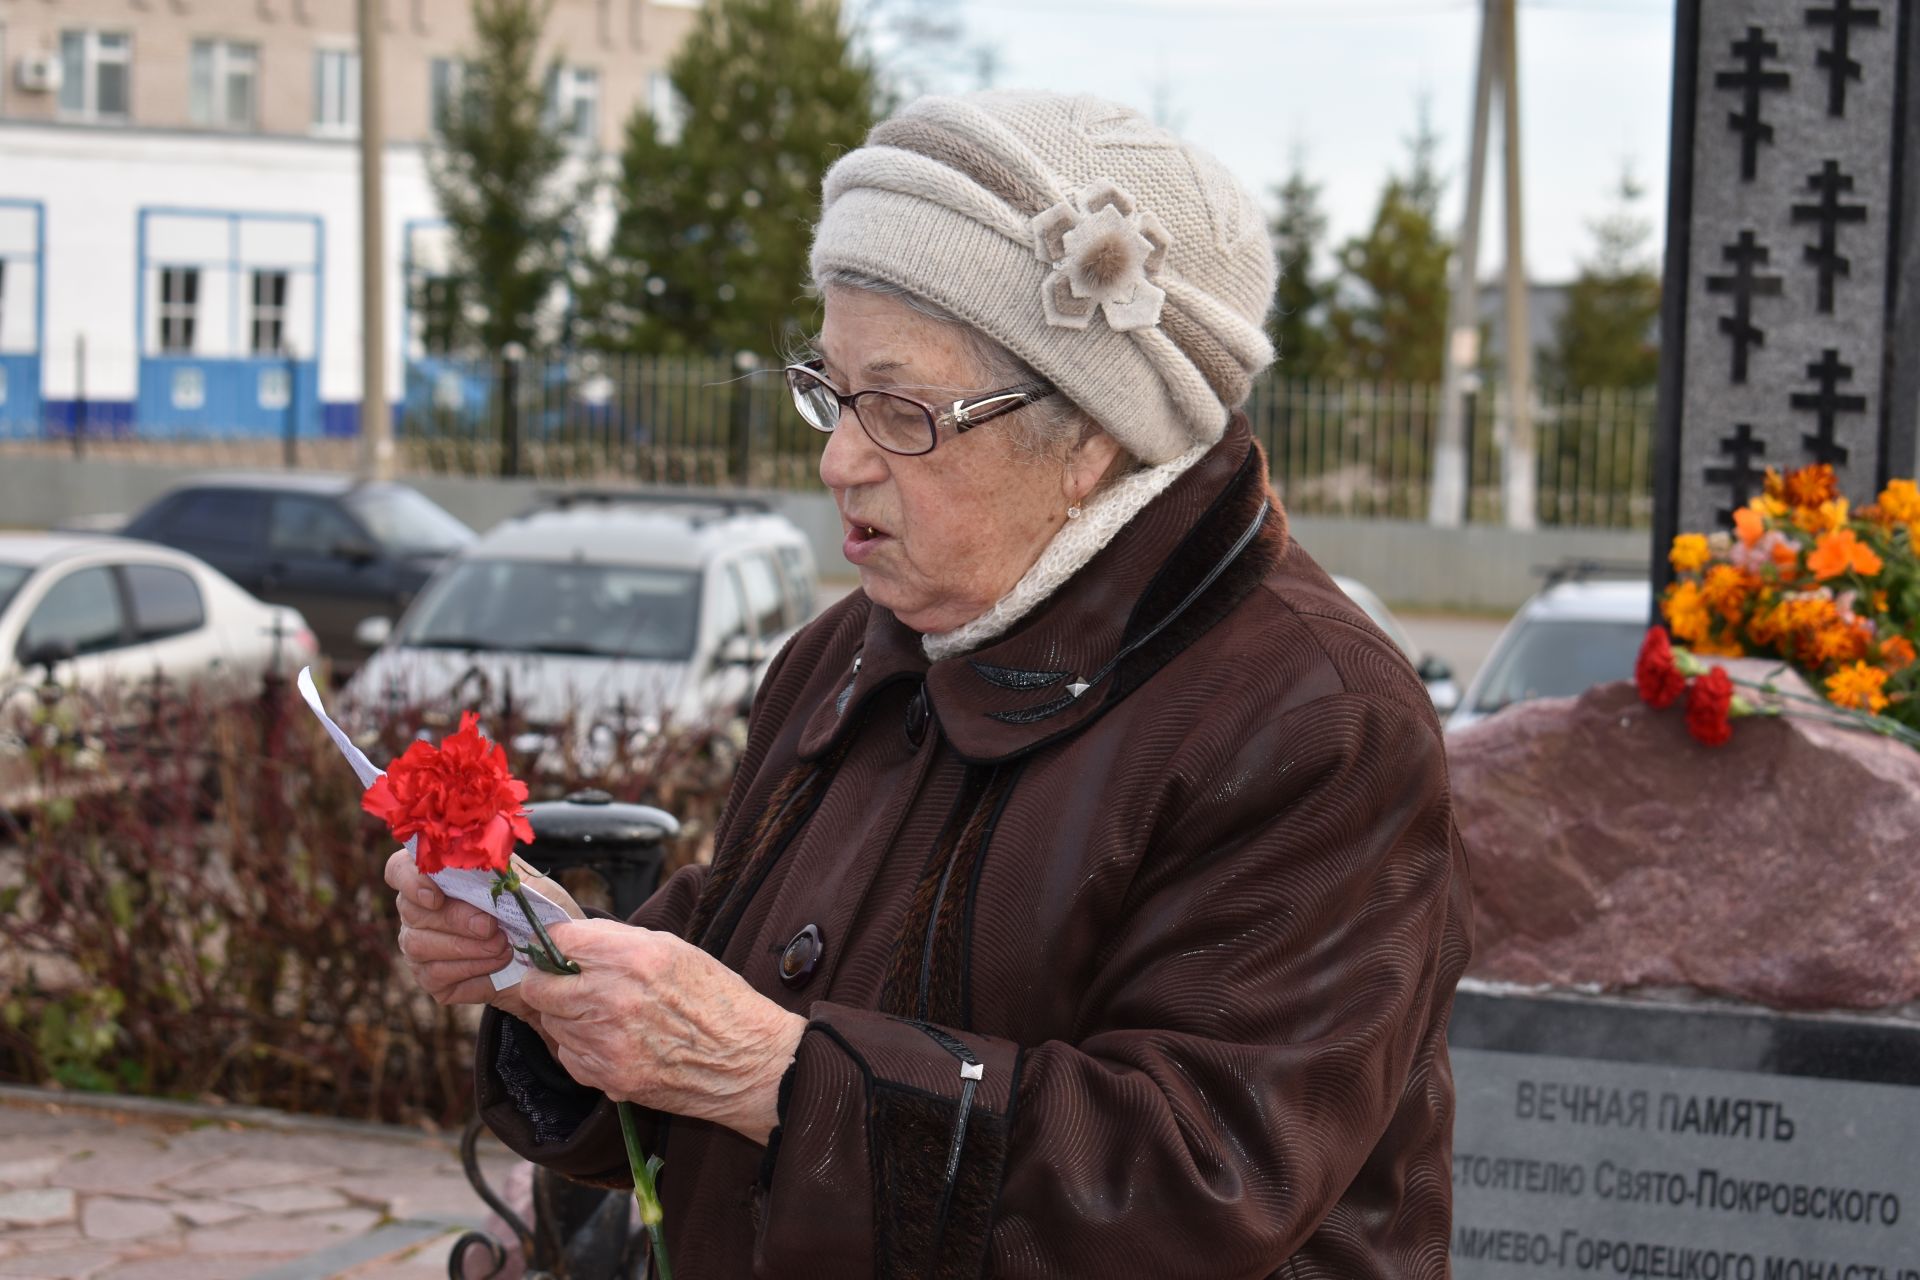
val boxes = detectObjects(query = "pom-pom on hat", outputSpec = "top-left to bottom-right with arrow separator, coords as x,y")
810,91 -> 1278,466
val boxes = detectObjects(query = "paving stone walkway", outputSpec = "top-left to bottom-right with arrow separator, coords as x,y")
0,1087 -> 521,1279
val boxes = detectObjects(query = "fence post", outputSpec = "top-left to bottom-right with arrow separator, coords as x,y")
500,345 -> 522,479
72,334 -> 86,459
1458,376 -> 1479,525
283,349 -> 299,470
729,353 -> 755,486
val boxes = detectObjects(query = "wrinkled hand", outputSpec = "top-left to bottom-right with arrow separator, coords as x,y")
516,919 -> 807,1146
384,848 -> 581,1023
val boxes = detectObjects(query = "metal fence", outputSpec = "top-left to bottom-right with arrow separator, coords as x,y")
0,353 -> 1661,529
1243,378 -> 1659,528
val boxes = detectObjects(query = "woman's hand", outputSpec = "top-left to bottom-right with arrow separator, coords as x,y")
515,919 -> 808,1146
383,848 -> 580,1024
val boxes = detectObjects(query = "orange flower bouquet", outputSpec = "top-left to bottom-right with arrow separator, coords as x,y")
1662,464 -> 1920,739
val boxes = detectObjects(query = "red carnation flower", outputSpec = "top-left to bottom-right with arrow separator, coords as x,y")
1635,627 -> 1688,710
1684,667 -> 1736,748
363,712 -> 532,874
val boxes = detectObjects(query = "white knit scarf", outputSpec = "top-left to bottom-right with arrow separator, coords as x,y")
920,442 -> 1210,662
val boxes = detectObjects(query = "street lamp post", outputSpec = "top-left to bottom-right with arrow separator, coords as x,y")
357,0 -> 394,482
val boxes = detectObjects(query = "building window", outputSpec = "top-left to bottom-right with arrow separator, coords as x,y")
58,30 -> 132,122
312,48 -> 360,134
190,40 -> 258,130
251,270 -> 288,355
545,66 -> 600,144
430,58 -> 466,132
159,267 -> 199,355
647,72 -> 685,145
418,277 -> 459,356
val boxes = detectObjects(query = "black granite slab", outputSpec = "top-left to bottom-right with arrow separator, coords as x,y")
1448,984 -> 1920,1277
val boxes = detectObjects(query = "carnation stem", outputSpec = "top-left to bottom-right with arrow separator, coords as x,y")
1742,701 -> 1920,747
618,1100 -> 673,1280
1717,673 -> 1920,749
493,871 -> 582,975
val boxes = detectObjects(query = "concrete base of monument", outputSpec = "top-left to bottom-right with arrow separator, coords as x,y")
1448,676 -> 1920,1012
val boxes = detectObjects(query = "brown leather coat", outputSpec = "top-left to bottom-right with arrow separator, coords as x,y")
477,420 -> 1474,1278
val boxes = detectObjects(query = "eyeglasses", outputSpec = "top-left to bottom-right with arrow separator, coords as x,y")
784,360 -> 1058,457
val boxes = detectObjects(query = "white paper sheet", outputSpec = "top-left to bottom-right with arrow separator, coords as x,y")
298,667 -> 572,989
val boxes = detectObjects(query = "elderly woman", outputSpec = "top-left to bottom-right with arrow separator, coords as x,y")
389,91 -> 1471,1277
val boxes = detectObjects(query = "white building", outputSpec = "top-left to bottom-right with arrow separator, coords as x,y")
0,0 -> 697,440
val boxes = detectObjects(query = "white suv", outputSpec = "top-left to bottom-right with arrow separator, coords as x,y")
344,496 -> 816,733
1447,570 -> 1652,733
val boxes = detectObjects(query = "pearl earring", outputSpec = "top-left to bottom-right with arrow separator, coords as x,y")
1066,503 -> 1083,520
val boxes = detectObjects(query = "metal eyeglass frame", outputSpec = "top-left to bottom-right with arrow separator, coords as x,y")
784,359 -> 1059,457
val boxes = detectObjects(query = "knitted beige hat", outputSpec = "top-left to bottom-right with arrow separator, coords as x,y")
810,91 -> 1278,465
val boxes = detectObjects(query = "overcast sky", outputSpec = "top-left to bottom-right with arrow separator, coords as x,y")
935,0 -> 1677,283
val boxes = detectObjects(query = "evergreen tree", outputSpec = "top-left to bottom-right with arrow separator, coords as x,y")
1328,109 -> 1452,383
1268,148 -> 1335,381
425,0 -> 580,357
1543,169 -> 1662,392
577,0 -> 877,357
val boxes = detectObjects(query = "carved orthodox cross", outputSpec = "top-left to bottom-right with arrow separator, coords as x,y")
1791,160 -> 1870,313
1702,423 -> 1769,524
1805,0 -> 1882,117
1789,348 -> 1868,466
1714,26 -> 1793,180
1705,231 -> 1784,383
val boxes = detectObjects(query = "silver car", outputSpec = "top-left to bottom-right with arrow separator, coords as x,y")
0,534 -> 319,698
1,535 -> 319,804
345,498 -> 817,735
1448,576 -> 1653,732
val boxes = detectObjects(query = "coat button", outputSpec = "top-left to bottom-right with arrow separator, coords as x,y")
779,924 -> 824,987
904,686 -> 929,747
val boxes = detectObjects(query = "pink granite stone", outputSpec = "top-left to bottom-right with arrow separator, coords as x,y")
1451,677 -> 1920,1010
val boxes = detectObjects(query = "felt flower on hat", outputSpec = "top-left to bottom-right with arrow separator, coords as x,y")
1030,180 -> 1172,333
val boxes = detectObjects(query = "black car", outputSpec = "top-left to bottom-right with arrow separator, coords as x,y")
121,475 -> 475,666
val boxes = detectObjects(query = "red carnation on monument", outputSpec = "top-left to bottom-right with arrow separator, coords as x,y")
1685,667 -> 1737,748
1635,627 -> 1689,710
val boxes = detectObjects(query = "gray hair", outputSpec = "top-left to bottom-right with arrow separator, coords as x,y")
813,269 -> 1120,463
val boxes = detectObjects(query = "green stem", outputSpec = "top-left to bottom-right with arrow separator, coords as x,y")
1743,701 -> 1920,746
619,1100 -> 672,1280
1720,676 -> 1920,748
495,871 -> 581,975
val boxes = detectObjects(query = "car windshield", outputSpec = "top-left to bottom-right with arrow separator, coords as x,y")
397,560 -> 701,661
1471,618 -> 1647,713
0,564 -> 29,617
342,487 -> 476,556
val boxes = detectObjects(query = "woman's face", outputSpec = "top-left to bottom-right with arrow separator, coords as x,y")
816,287 -> 1121,635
